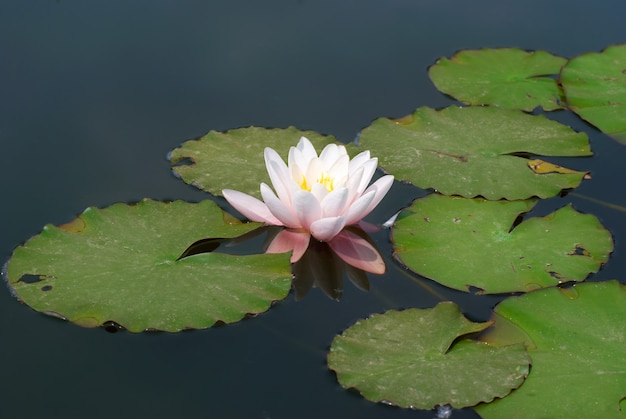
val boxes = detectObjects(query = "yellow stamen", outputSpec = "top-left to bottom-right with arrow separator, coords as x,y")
318,172 -> 334,192
299,172 -> 334,192
299,175 -> 311,191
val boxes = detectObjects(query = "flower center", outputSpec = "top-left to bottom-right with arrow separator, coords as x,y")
299,172 -> 334,192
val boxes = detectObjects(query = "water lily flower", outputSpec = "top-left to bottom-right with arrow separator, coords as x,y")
222,137 -> 394,258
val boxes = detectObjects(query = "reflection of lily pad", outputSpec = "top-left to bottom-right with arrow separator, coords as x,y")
561,44 -> 626,144
169,126 -> 337,199
392,194 -> 613,294
356,106 -> 591,200
476,280 -> 626,418
327,302 -> 530,409
429,48 -> 567,111
5,200 -> 292,332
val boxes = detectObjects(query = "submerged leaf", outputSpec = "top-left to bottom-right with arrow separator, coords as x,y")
561,44 -> 626,144
169,126 -> 338,198
327,302 -> 530,409
392,194 -> 613,294
356,106 -> 591,200
429,48 -> 567,111
476,281 -> 626,418
5,200 -> 292,332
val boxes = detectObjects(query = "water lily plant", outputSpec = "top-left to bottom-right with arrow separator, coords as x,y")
223,137 -> 394,263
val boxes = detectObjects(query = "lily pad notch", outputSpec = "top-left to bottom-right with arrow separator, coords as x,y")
328,302 -> 530,410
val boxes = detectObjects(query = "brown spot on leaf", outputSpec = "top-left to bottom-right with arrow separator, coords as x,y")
59,217 -> 86,233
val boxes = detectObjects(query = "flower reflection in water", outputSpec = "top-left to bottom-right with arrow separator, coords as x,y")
265,225 -> 385,300
178,225 -> 386,301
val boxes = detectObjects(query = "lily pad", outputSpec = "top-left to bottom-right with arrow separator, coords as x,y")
429,48 -> 567,111
356,106 -> 591,200
169,126 -> 338,199
476,280 -> 626,418
5,200 -> 292,332
327,302 -> 530,409
392,194 -> 613,294
561,44 -> 626,143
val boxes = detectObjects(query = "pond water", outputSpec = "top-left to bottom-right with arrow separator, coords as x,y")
1,1 -> 625,418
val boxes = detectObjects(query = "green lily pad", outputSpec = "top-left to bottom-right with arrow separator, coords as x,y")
429,48 -> 567,111
392,194 -> 613,294
169,126 -> 338,199
476,280 -> 626,418
327,302 -> 530,409
5,200 -> 292,332
356,106 -> 591,200
561,44 -> 626,144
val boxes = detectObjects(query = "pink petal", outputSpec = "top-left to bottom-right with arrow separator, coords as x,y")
266,229 -> 311,263
328,230 -> 385,274
358,220 -> 381,233
222,189 -> 281,225
260,183 -> 301,228
310,216 -> 346,242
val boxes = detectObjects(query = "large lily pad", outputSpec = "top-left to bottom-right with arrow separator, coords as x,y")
169,126 -> 338,199
561,44 -> 626,143
476,280 -> 626,418
327,302 -> 530,409
5,200 -> 292,332
356,106 -> 591,200
392,194 -> 613,294
429,48 -> 567,111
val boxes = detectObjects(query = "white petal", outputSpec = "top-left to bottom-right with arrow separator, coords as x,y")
305,157 -> 324,185
319,143 -> 340,167
260,183 -> 301,228
343,190 -> 376,225
336,144 -> 348,157
357,175 -> 395,220
320,187 -> 348,218
289,146 -> 307,181
348,150 -> 371,173
332,174 -> 348,189
355,158 -> 378,194
327,153 -> 349,181
222,189 -> 281,225
297,137 -> 318,161
292,189 -> 322,231
310,216 -> 346,242
344,166 -> 365,207
310,182 -> 329,202
265,147 -> 293,204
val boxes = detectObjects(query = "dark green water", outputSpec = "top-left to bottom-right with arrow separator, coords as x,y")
1,1 -> 624,418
